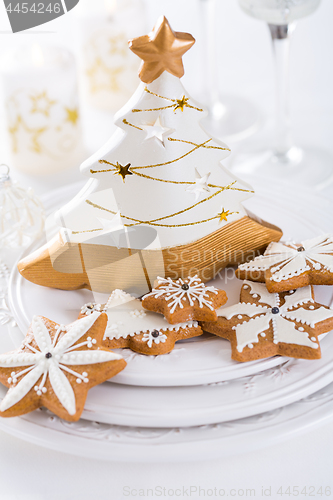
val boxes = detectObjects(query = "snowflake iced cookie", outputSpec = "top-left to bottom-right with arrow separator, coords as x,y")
141,276 -> 227,324
83,289 -> 203,355
236,235 -> 333,293
0,312 -> 126,421
201,281 -> 333,362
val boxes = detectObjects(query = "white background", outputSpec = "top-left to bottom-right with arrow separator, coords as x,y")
0,0 -> 332,499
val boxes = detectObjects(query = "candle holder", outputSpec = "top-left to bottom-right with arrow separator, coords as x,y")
0,44 -> 85,176
75,0 -> 147,112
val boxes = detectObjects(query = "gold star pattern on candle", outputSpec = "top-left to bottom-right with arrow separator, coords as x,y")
8,115 -> 46,154
115,162 -> 132,182
86,58 -> 124,93
30,91 -> 56,117
65,107 -> 79,126
129,16 -> 195,84
218,208 -> 231,222
109,33 -> 128,57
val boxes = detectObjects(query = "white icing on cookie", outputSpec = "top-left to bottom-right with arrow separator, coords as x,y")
144,275 -> 219,314
0,313 -> 122,415
238,235 -> 333,282
80,303 -> 102,315
142,331 -> 167,348
218,282 -> 333,353
104,290 -> 198,344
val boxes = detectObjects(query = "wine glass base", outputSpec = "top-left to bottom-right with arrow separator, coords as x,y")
230,146 -> 333,190
200,94 -> 261,143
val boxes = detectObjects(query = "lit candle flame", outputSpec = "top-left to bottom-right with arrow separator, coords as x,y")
104,0 -> 117,14
31,44 -> 44,67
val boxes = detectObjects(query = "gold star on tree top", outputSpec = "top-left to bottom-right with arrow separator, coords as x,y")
129,16 -> 195,84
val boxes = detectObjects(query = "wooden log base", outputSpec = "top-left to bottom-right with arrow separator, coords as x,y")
18,216 -> 282,294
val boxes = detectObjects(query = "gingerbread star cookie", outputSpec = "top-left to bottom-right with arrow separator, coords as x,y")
80,289 -> 203,355
201,281 -> 333,362
0,312 -> 126,421
142,275 -> 227,324
236,235 -> 333,292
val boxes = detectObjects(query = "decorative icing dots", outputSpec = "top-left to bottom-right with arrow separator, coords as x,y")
80,303 -> 102,315
0,313 -> 122,416
142,330 -> 168,348
129,309 -> 146,319
238,235 -> 333,282
218,282 -> 333,353
146,275 -> 219,314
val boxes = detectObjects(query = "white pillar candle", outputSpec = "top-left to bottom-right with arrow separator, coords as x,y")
75,0 -> 146,112
0,44 -> 84,175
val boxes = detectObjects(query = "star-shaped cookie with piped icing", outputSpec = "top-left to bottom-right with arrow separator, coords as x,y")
79,289 -> 203,355
142,275 -> 227,324
0,312 -> 126,421
236,235 -> 333,292
201,281 -> 333,362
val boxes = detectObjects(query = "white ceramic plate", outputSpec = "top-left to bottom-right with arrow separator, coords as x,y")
7,179 -> 333,387
0,381 -> 332,462
1,179 -> 333,457
2,319 -> 333,428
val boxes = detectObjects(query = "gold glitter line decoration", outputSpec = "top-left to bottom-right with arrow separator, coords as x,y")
168,137 -> 230,152
84,185 -> 231,225
75,199 -> 239,231
129,172 -> 242,194
132,87 -> 203,114
91,138 -> 228,174
122,119 -> 143,131
72,228 -> 102,235
89,136 -> 252,194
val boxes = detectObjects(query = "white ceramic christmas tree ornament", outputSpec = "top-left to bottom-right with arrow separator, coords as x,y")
18,17 -> 282,294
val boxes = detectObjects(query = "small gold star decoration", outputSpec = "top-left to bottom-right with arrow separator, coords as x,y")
65,107 -> 79,126
174,96 -> 189,112
218,208 -> 231,222
30,91 -> 56,117
129,16 -> 195,84
115,162 -> 132,182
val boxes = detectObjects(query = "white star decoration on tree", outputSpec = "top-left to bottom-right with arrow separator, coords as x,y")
0,312 -> 122,415
186,169 -> 211,200
141,116 -> 174,146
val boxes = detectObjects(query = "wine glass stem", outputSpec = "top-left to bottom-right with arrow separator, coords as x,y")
200,0 -> 226,116
268,23 -> 295,157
